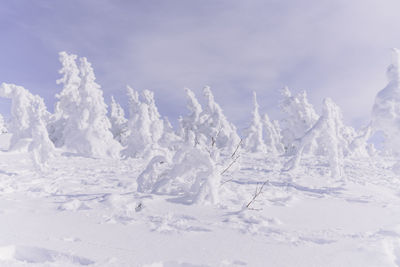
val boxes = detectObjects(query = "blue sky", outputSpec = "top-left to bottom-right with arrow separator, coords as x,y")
1,0 -> 400,130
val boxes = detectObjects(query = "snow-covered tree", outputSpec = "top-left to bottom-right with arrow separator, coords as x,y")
48,52 -> 81,147
0,83 -> 54,167
242,92 -> 267,153
54,52 -> 121,158
0,114 -> 7,134
159,116 -> 181,151
178,88 -> 203,144
262,113 -> 284,154
122,86 -> 146,157
123,87 -> 166,159
284,98 -> 346,179
142,90 -> 164,144
280,87 -> 319,155
147,131 -> 221,205
347,125 -> 372,158
372,48 -> 400,155
28,99 -> 56,170
199,86 -> 241,153
137,154 -> 170,193
109,96 -> 129,145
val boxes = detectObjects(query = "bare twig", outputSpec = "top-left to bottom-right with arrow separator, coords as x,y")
246,181 -> 268,209
220,177 -> 234,186
220,155 -> 240,176
219,139 -> 243,186
231,138 -> 243,159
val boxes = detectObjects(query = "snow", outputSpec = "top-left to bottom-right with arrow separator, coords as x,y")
0,132 -> 399,266
1,50 -> 400,266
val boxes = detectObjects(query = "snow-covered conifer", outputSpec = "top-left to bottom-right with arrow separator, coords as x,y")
262,113 -> 284,154
242,92 -> 267,153
199,86 -> 240,153
55,52 -> 121,158
284,98 -> 346,179
159,116 -> 181,150
109,96 -> 129,145
178,88 -> 203,144
142,90 -> 164,144
347,125 -> 372,158
0,83 -> 55,167
123,87 -> 166,159
29,98 -> 56,170
123,86 -> 147,157
372,48 -> 400,155
48,52 -> 81,147
150,131 -> 221,205
0,114 -> 7,134
280,87 -> 319,155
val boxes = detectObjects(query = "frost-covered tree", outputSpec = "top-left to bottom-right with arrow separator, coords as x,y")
48,52 -> 81,147
178,88 -> 203,144
144,131 -> 221,205
28,99 -> 56,170
159,116 -> 181,151
346,125 -> 372,158
137,154 -> 170,193
123,86 -> 147,157
123,87 -> 166,159
0,114 -> 7,134
280,87 -> 319,155
284,98 -> 346,179
142,90 -> 164,144
262,113 -> 284,154
372,48 -> 400,155
178,87 -> 240,153
54,52 -> 121,158
242,92 -> 267,153
109,96 -> 129,145
199,86 -> 241,153
0,83 -> 54,167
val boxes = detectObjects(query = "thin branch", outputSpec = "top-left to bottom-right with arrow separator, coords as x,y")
231,138 -> 243,159
220,155 -> 240,176
246,181 -> 268,209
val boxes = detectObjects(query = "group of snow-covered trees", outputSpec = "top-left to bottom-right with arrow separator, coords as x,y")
1,50 -> 400,203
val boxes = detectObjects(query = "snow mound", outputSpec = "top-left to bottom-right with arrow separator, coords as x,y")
142,261 -> 210,267
0,245 -> 94,265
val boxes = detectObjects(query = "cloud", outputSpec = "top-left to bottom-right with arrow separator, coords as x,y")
1,0 -> 400,130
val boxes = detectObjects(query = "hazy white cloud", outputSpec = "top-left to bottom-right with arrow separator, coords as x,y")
1,0 -> 400,129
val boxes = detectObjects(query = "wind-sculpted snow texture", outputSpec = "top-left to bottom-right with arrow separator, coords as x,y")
2,50 -> 400,266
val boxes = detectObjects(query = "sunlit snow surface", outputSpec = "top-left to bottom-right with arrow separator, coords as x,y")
0,134 -> 399,267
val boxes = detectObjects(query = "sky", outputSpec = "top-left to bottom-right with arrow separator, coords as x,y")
1,0 -> 400,131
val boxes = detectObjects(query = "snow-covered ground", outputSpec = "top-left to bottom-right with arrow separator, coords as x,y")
0,134 -> 399,267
